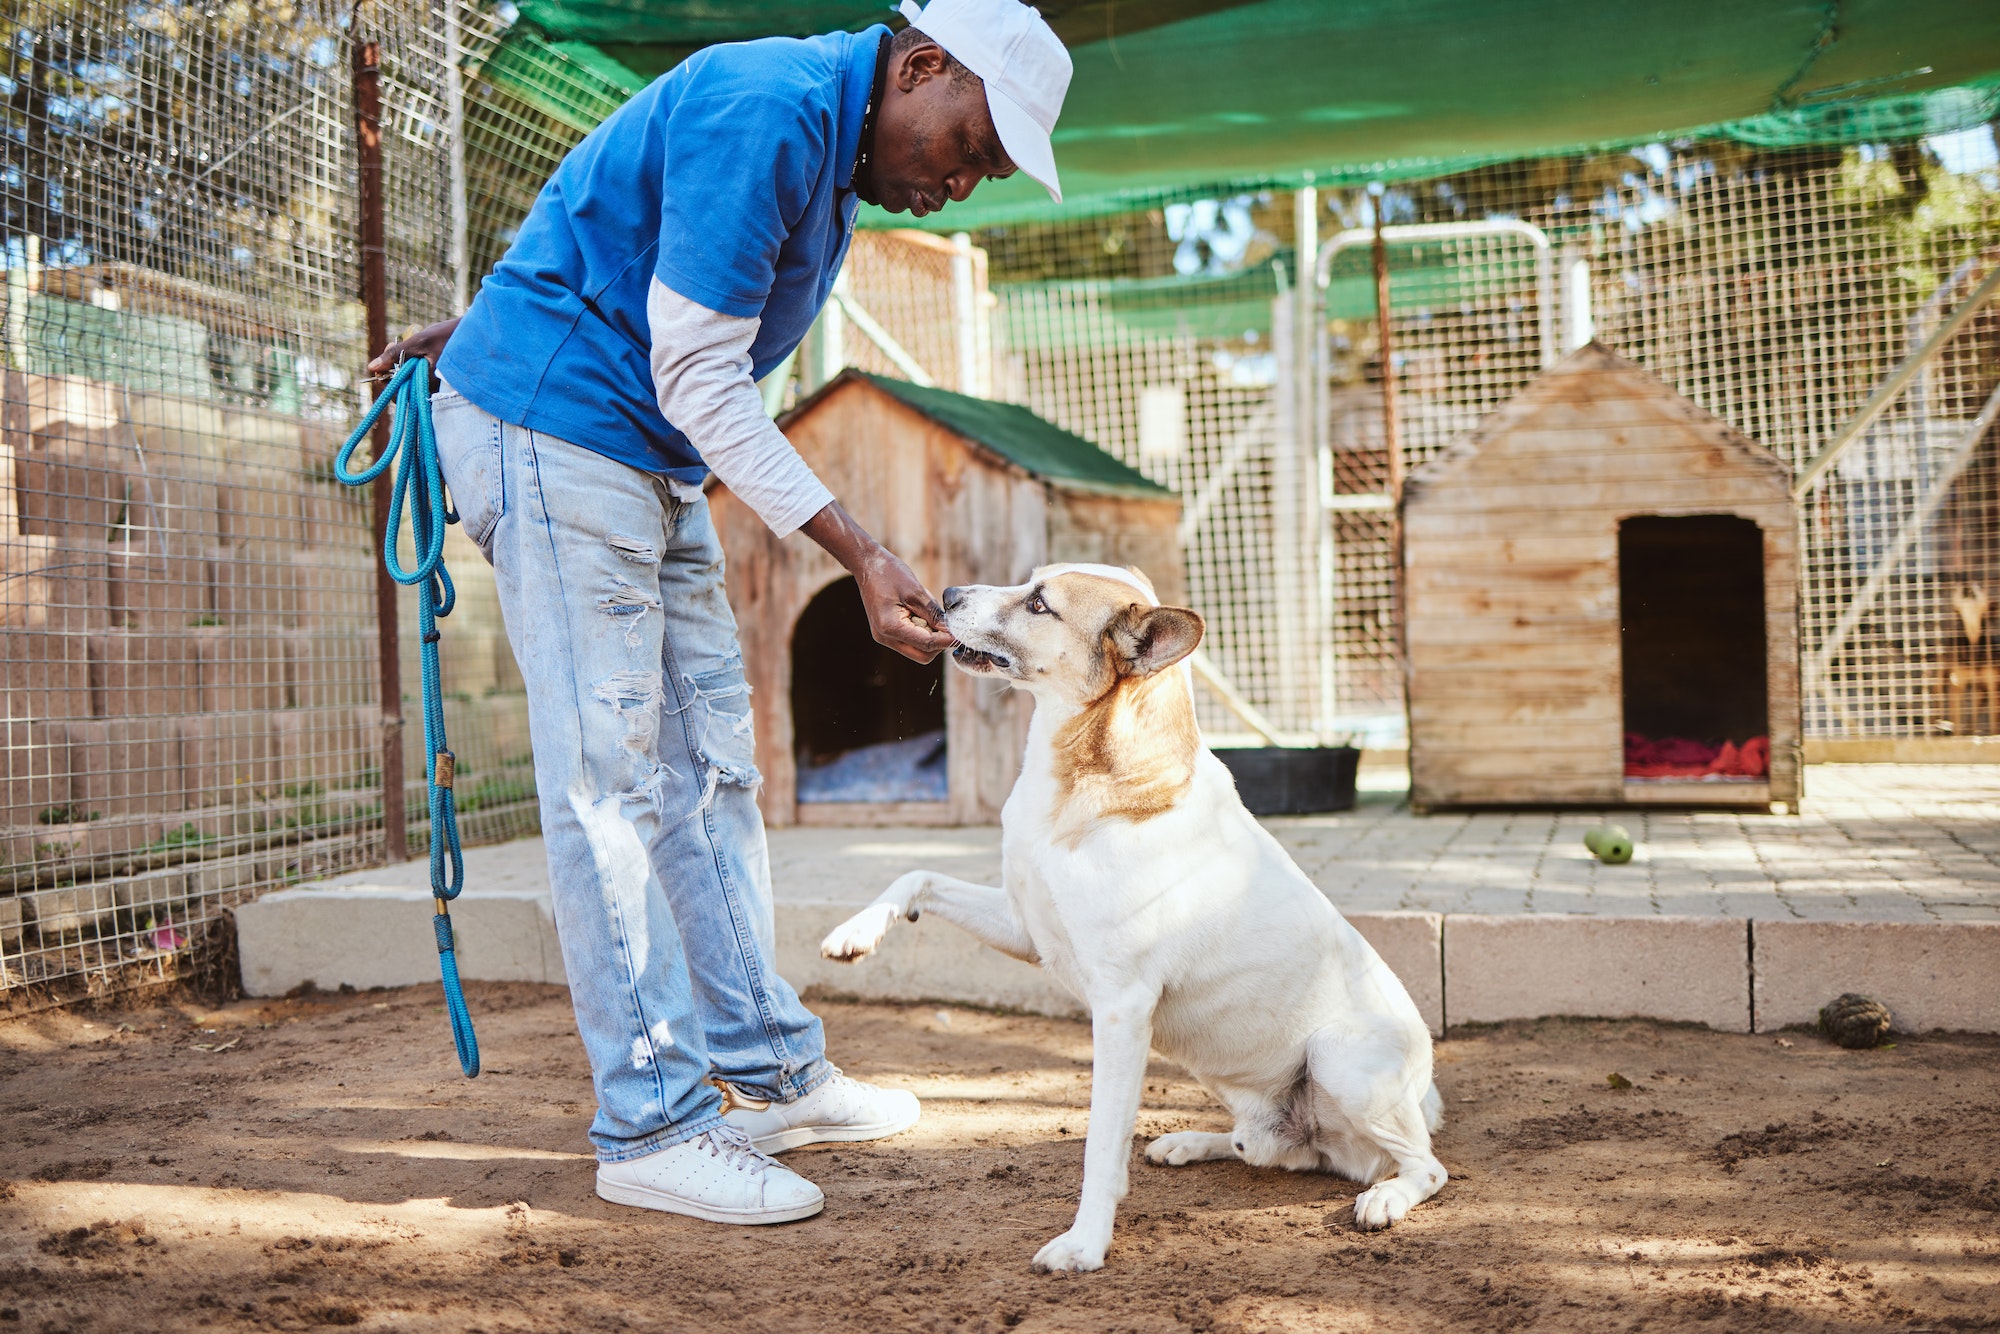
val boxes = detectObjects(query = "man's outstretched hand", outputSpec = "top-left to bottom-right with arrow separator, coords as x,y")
368,317 -> 462,380
799,501 -> 955,663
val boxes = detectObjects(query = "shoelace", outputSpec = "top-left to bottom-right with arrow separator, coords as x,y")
697,1125 -> 783,1174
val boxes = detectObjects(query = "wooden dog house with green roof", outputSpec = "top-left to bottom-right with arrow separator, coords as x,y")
710,369 -> 1182,827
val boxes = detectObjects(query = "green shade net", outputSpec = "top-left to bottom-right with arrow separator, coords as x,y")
477,0 -> 2000,229
998,244 -> 1522,350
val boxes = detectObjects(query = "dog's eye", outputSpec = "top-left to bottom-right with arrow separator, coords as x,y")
1025,592 -> 1051,615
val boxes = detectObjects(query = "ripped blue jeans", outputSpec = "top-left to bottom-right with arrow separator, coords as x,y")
431,385 -> 832,1162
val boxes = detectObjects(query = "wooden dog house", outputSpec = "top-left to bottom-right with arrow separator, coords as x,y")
709,370 -> 1181,827
1402,343 -> 1801,811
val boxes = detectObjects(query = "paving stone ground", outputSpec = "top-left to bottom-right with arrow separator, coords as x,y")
386,764 -> 2000,925
1280,763 -> 2000,922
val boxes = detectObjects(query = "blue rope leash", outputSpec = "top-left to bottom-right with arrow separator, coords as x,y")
335,355 -> 479,1078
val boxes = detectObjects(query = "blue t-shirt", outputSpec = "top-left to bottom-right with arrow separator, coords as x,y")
439,26 -> 884,482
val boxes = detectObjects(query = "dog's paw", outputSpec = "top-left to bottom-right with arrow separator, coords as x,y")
1352,1180 -> 1416,1231
1145,1132 -> 1233,1167
1031,1228 -> 1106,1274
819,903 -> 899,962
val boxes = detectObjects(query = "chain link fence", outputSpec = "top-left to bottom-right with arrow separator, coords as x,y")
969,140 -> 2000,746
0,0 -> 532,1006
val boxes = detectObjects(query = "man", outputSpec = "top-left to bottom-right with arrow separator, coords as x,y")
367,0 -> 1070,1225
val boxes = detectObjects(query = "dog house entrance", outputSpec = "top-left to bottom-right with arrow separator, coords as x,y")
791,577 -> 947,804
1619,515 -> 1769,782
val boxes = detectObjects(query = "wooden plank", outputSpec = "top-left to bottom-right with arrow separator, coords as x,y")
1409,696 -> 1620,725
1487,392 -> 1756,430
1803,736 -> 2000,763
1410,476 -> 1794,515
1408,720 -> 1624,752
1467,420 -> 1776,457
1406,583 -> 1619,621
1400,535 -> 1614,565
1404,578 -> 1618,608
1404,563 -> 1608,592
1446,443 -> 1767,481
945,463 -> 1044,823
1408,640 -> 1620,670
1404,508 -> 1793,544
1048,490 -> 1185,603
1412,748 -> 1620,779
1408,667 -> 1620,694
1407,617 -> 1617,646
796,801 -> 956,827
1621,781 -> 1770,807
1463,392 -> 1731,427
1409,685 -> 1620,713
1412,774 -> 1621,806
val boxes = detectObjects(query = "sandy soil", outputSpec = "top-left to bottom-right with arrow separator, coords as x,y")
1,983 -> 1996,1333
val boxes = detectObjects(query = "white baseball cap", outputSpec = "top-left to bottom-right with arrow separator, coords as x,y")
896,0 -> 1072,202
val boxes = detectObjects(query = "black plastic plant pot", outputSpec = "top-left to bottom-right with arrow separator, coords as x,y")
1213,745 -> 1360,816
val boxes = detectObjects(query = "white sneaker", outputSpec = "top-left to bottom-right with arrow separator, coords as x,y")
594,1126 -> 824,1224
718,1071 -> 921,1154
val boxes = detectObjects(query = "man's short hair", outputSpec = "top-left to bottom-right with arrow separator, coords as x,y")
891,23 -> 981,89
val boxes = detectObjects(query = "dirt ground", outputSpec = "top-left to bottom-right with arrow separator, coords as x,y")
1,985 -> 1996,1333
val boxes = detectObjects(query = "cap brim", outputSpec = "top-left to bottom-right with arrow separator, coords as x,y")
985,84 -> 1061,203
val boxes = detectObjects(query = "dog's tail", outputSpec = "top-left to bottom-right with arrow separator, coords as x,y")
1421,1081 -> 1443,1133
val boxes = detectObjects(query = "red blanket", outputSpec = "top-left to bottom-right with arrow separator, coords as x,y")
1624,733 -> 1769,779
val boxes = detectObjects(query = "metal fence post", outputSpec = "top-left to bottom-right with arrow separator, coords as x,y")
446,0 -> 471,314
354,30 -> 408,865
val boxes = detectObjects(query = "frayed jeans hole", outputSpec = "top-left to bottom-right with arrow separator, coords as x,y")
597,579 -> 663,649
591,669 -> 666,758
671,667 -> 761,817
607,534 -> 659,566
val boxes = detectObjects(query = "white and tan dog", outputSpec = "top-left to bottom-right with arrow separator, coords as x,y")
820,564 -> 1444,1272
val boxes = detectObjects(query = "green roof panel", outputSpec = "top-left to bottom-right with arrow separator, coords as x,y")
825,372 -> 1174,499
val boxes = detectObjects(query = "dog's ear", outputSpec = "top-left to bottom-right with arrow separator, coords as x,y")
1108,604 -> 1204,678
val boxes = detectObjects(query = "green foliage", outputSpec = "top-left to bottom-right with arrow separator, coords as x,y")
146,823 -> 215,853
456,774 -> 538,813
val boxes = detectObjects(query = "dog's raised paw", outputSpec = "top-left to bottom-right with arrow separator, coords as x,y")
819,903 -> 898,962
1031,1228 -> 1106,1274
1352,1181 -> 1415,1231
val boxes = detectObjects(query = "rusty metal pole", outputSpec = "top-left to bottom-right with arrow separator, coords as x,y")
354,31 -> 407,864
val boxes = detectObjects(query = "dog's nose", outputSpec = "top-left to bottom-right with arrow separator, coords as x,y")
941,586 -> 966,611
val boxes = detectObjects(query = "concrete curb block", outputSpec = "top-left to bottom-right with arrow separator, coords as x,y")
1347,912 -> 1443,1036
234,885 -> 2000,1038
235,885 -> 565,996
1444,915 -> 1751,1033
1753,920 -> 2000,1034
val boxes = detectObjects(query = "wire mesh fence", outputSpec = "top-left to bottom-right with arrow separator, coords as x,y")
967,140 -> 2000,745
0,0 -> 533,1005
